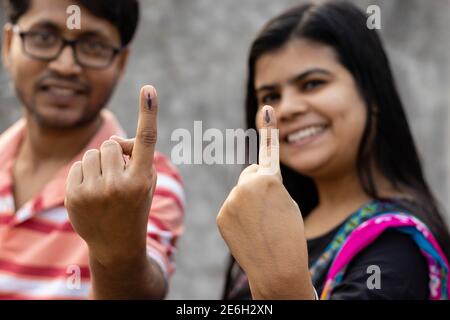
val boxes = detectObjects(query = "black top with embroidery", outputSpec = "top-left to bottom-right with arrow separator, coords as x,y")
223,199 -> 430,300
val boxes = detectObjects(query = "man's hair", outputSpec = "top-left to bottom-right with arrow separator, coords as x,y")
4,0 -> 140,46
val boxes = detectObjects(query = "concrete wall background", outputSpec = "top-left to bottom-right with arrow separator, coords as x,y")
1,0 -> 449,299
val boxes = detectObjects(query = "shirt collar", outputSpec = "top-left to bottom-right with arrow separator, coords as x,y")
0,110 -> 127,211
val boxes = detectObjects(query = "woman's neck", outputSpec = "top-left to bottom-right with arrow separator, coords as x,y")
315,169 -> 371,217
304,167 -> 403,240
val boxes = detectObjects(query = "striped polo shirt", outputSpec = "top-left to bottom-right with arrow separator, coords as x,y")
0,110 -> 185,299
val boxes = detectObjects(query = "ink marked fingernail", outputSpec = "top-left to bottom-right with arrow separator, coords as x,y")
147,92 -> 152,110
264,109 -> 271,124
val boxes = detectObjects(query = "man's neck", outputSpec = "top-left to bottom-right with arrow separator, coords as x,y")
19,112 -> 103,168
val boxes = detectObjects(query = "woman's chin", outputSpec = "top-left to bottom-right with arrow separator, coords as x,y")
281,152 -> 332,176
283,161 -> 328,178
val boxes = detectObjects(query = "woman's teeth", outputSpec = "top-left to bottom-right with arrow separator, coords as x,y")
287,125 -> 327,143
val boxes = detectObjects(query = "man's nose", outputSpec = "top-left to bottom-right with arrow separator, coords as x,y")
47,45 -> 82,76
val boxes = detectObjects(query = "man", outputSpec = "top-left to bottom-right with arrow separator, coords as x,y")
0,0 -> 184,299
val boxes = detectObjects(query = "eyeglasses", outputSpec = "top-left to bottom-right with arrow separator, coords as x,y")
13,25 -> 122,69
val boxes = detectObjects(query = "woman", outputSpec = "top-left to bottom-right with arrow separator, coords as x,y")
217,1 -> 450,300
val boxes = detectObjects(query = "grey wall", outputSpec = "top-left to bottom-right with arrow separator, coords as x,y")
1,0 -> 449,299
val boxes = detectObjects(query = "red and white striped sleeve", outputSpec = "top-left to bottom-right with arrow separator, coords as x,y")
146,152 -> 185,279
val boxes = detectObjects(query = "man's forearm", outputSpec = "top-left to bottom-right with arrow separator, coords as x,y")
88,251 -> 167,300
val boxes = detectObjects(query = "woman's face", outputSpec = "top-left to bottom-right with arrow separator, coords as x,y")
255,39 -> 368,179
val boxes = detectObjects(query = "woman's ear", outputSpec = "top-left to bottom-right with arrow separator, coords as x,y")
2,23 -> 14,73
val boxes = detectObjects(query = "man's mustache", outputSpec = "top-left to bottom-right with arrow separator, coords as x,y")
35,72 -> 90,93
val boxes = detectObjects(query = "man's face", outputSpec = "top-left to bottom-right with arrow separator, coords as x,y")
2,0 -> 129,129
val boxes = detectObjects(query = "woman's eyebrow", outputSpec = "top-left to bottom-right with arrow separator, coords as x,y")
288,68 -> 332,84
256,68 -> 332,92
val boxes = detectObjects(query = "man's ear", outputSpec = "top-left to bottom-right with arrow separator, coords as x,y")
2,23 -> 14,73
116,47 -> 130,80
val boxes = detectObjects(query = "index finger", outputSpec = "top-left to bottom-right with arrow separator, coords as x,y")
258,105 -> 280,176
130,85 -> 158,173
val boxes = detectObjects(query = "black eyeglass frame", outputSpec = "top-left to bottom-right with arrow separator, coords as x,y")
12,25 -> 123,69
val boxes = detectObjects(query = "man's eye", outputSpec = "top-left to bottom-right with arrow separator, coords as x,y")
31,32 -> 57,44
79,40 -> 111,55
261,93 -> 280,104
302,80 -> 325,91
85,41 -> 106,50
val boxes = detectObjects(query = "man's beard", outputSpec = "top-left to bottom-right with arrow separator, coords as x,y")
24,100 -> 101,130
15,83 -> 108,130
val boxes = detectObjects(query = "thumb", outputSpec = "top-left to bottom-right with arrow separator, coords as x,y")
110,135 -> 135,156
258,105 -> 281,177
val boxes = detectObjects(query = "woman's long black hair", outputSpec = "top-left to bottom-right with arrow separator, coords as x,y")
224,0 -> 450,297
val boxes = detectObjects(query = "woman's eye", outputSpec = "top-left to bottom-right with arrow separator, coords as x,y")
302,80 -> 325,91
261,93 -> 280,104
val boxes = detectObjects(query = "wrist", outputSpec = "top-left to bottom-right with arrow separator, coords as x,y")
88,242 -> 147,270
247,268 -> 315,300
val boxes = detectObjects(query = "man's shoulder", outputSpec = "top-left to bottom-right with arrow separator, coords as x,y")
0,119 -> 26,163
0,118 -> 25,143
154,151 -> 183,185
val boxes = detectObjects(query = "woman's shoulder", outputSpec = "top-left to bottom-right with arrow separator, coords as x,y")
331,229 -> 429,299
326,198 -> 436,299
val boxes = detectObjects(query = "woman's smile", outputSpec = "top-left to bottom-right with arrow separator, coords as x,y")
283,123 -> 329,147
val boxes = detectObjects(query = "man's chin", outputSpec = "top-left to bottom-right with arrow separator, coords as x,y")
29,109 -> 100,130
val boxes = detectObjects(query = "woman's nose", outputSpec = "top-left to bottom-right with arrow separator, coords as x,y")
277,91 -> 309,122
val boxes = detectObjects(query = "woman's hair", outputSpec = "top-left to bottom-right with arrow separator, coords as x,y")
244,1 -> 450,259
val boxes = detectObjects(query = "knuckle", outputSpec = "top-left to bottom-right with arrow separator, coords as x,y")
100,140 -> 120,151
241,164 -> 258,175
259,174 -> 280,186
70,161 -> 82,171
222,189 -> 241,215
83,149 -> 99,160
65,188 -> 84,209
81,183 -> 102,201
237,180 -> 254,194
103,177 -> 124,197
85,149 -> 100,156
216,212 -> 225,229
126,177 -> 150,197
217,203 -> 232,228
137,128 -> 157,146
228,186 -> 240,200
